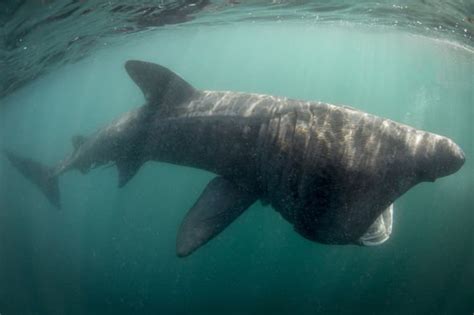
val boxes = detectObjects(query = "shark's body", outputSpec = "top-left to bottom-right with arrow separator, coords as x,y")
4,61 -> 465,257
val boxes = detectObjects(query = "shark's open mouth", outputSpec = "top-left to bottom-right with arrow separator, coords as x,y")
358,204 -> 393,246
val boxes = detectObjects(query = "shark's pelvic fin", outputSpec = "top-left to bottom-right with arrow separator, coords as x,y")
3,150 -> 60,209
125,60 -> 196,111
116,158 -> 143,188
176,177 -> 257,257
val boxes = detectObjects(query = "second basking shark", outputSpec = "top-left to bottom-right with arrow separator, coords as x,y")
4,60 -> 465,257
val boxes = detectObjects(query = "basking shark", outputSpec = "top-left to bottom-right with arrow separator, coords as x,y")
4,60 -> 465,257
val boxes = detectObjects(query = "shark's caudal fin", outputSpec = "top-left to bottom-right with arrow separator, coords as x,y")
3,150 -> 60,209
125,60 -> 196,112
176,177 -> 257,257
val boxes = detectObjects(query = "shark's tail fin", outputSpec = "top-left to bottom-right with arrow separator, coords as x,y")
3,150 -> 60,209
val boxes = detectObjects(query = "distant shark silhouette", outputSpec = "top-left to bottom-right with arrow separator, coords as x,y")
4,60 -> 465,257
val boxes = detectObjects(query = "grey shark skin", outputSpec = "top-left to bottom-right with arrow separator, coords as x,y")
4,60 -> 465,257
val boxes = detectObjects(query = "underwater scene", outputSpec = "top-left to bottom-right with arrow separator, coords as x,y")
0,1 -> 473,314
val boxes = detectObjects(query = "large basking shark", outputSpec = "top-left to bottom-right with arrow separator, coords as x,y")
4,60 -> 465,257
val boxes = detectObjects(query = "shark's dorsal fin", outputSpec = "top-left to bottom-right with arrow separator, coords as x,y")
176,177 -> 257,257
71,135 -> 87,151
125,60 -> 196,110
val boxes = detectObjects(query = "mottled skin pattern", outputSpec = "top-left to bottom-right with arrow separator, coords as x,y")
61,88 -> 464,245
6,61 -> 464,255
166,91 -> 463,244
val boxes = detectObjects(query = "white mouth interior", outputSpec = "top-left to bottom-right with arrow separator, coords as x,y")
359,203 -> 393,246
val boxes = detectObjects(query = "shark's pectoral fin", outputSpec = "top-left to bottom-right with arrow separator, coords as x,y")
176,177 -> 257,258
125,60 -> 196,112
116,158 -> 143,188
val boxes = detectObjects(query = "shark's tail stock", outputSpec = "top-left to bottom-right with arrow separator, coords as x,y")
3,150 -> 61,208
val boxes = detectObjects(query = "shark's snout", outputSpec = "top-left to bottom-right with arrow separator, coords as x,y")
419,136 -> 465,181
451,142 -> 465,171
435,138 -> 465,178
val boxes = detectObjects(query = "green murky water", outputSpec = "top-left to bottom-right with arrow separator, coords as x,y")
0,21 -> 472,314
